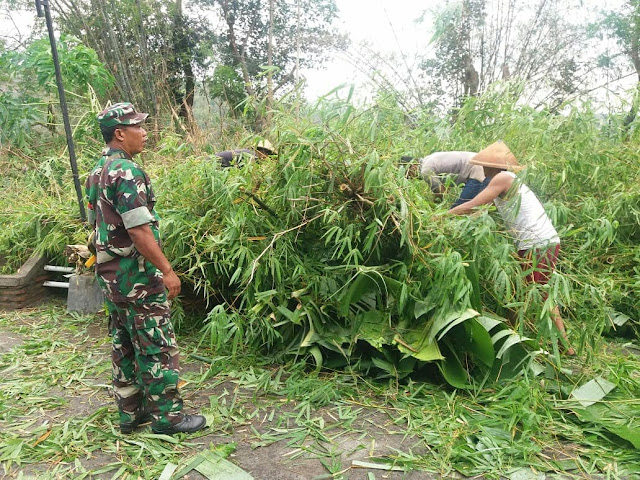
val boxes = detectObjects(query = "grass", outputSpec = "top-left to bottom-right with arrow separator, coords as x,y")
1,302 -> 638,479
0,81 -> 639,478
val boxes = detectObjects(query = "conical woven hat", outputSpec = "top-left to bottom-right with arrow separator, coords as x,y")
468,141 -> 522,171
256,139 -> 276,154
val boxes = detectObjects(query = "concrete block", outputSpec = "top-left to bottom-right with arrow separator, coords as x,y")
0,254 -> 53,310
67,274 -> 104,314
0,255 -> 49,287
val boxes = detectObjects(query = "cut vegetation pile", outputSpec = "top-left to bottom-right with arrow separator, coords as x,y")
0,86 -> 638,477
2,89 -> 639,378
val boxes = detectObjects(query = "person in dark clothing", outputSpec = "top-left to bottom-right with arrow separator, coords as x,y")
215,140 -> 276,168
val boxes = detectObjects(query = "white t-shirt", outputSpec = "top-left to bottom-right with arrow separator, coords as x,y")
493,172 -> 560,251
419,151 -> 485,192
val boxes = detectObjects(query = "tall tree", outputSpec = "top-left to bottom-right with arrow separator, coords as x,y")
170,0 -> 198,122
200,0 -> 347,100
597,0 -> 640,126
420,0 -> 587,109
267,0 -> 274,120
50,0 -> 211,118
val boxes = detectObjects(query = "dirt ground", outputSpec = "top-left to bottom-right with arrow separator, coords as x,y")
2,304 -> 627,480
0,310 -> 450,480
0,331 -> 24,355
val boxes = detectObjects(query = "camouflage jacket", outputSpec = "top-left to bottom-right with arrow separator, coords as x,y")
85,148 -> 164,303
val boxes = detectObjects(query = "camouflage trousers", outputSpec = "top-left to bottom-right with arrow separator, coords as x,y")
106,292 -> 184,430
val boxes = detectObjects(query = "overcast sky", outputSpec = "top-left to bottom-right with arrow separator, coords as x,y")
0,0 -> 632,105
301,0 -> 431,100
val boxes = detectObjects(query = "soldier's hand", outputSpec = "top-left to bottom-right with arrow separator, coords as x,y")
163,269 -> 181,300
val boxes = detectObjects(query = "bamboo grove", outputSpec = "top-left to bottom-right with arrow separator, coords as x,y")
1,84 -> 638,389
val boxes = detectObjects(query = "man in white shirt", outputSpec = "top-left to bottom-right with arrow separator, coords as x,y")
448,141 -> 575,356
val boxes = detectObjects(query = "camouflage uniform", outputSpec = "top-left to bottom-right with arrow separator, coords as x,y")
86,103 -> 184,431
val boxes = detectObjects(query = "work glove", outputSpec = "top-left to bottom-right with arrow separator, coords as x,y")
86,231 -> 97,268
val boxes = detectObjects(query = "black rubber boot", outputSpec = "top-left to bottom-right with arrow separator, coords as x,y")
152,414 -> 207,435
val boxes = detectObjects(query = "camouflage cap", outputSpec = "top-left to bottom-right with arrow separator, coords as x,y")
97,102 -> 148,128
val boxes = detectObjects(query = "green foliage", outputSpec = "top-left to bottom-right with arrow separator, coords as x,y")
208,65 -> 250,115
597,0 -> 640,57
0,91 -> 41,149
151,90 -> 602,385
0,35 -> 112,149
199,0 -> 347,97
18,35 -> 113,97
50,0 -> 213,115
1,84 -> 639,386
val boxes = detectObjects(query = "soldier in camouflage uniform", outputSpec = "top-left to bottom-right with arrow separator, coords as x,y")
86,102 -> 206,435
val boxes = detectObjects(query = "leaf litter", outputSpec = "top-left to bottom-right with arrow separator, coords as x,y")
1,303 -> 639,479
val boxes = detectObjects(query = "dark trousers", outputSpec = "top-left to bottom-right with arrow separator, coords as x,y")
451,178 -> 491,207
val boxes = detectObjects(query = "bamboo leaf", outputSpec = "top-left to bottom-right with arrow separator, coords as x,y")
604,425 -> 640,449
193,450 -> 254,479
464,260 -> 482,312
308,346 -> 323,372
158,463 -> 177,480
411,340 -> 443,362
477,315 -> 503,332
496,333 -> 530,360
439,349 -> 469,388
356,310 -> 392,349
32,428 -> 51,447
351,460 -> 404,471
469,319 -> 495,367
508,469 -> 545,480
414,300 -> 432,319
431,309 -> 479,342
570,377 -> 616,407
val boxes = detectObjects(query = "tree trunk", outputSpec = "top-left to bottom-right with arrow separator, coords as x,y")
97,0 -> 137,104
460,0 -> 479,101
135,0 -> 157,114
623,20 -> 640,127
168,0 -> 196,125
295,0 -> 301,85
219,0 -> 255,97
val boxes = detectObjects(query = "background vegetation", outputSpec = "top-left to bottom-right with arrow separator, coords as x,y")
0,0 -> 638,477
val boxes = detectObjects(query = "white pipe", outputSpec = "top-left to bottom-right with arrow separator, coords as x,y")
44,265 -> 75,273
43,281 -> 70,288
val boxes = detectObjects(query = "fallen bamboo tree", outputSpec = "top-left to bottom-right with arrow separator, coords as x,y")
159,105 -> 548,387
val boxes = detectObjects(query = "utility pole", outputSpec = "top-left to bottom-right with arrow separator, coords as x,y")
267,0 -> 274,125
34,0 -> 87,222
295,0 -> 301,116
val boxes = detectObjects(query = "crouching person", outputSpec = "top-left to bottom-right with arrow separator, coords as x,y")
448,141 -> 575,356
215,139 -> 276,167
402,151 -> 489,207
